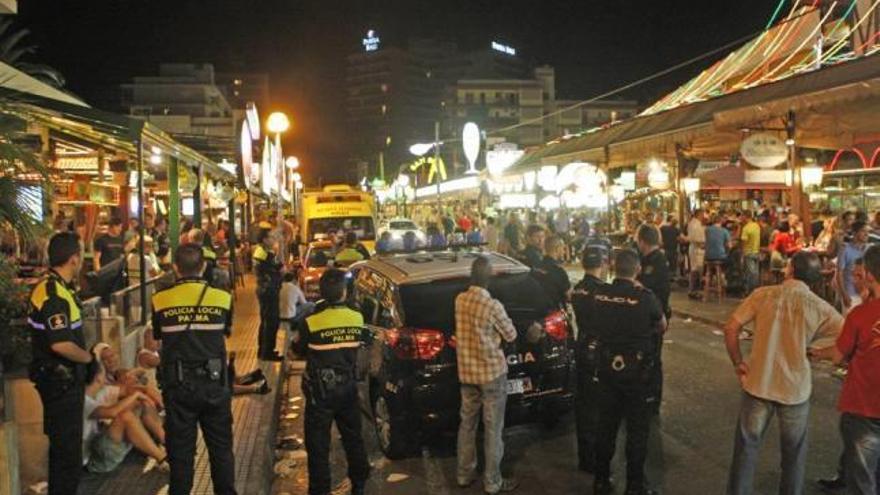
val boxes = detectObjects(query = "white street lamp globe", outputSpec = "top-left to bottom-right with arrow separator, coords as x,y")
462,122 -> 480,175
397,174 -> 410,188
292,172 -> 302,182
267,112 -> 290,134
409,142 -> 434,156
285,156 -> 300,169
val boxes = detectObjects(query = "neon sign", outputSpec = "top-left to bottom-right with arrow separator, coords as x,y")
363,30 -> 380,52
491,41 -> 516,56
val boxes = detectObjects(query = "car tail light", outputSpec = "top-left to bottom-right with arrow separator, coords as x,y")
544,310 -> 569,341
385,327 -> 446,360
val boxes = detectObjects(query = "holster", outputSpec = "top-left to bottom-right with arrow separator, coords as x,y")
161,358 -> 227,388
305,367 -> 352,402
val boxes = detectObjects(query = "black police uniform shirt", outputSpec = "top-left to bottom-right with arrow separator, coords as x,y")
637,248 -> 671,318
293,300 -> 371,372
582,279 -> 664,354
151,278 -> 232,364
94,233 -> 124,264
522,245 -> 543,268
253,244 -> 281,294
29,270 -> 86,369
571,274 -> 607,343
536,255 -> 572,305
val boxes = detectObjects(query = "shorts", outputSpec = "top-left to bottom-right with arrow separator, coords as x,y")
87,432 -> 133,473
689,246 -> 705,272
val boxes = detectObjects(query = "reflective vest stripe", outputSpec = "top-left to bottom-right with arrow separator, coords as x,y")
308,341 -> 361,351
28,318 -> 45,329
306,308 -> 363,332
161,323 -> 226,333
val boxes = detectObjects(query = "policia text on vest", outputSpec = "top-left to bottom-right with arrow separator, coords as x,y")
29,233 -> 96,495
152,243 -> 237,495
292,269 -> 372,495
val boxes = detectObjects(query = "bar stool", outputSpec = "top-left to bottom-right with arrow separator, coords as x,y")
704,260 -> 726,301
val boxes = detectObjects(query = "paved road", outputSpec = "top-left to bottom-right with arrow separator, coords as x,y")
320,317 -> 845,495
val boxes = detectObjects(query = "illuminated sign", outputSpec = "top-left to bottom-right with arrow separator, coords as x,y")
55,156 -> 99,172
491,41 -> 516,56
740,133 -> 788,169
415,176 -> 481,198
363,30 -> 380,52
462,122 -> 480,175
486,143 -> 524,177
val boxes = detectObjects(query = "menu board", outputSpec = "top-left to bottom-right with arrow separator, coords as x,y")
55,180 -> 120,206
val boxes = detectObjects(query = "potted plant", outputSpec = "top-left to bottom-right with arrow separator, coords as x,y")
0,256 -> 31,373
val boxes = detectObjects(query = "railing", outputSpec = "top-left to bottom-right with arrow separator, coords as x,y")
110,272 -> 175,335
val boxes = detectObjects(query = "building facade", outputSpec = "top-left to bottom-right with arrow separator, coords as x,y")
121,63 -> 236,163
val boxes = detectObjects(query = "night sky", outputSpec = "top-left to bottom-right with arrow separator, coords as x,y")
16,0 -> 774,181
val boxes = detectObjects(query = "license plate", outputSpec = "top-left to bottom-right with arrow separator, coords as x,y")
506,377 -> 532,395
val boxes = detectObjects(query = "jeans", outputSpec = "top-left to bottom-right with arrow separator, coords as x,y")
743,253 -> 760,295
841,413 -> 880,495
457,374 -> 508,493
727,393 -> 810,495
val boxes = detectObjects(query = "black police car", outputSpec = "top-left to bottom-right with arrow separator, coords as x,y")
351,249 -> 573,459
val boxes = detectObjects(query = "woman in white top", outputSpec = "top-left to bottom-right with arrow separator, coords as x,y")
83,358 -> 168,473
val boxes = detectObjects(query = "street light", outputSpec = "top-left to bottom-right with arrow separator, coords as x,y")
267,112 -> 290,135
285,156 -> 300,170
409,142 -> 435,157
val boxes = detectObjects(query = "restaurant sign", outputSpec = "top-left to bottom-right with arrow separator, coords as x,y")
740,133 -> 788,169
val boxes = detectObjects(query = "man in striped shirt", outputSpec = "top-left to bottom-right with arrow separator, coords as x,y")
455,256 -> 519,494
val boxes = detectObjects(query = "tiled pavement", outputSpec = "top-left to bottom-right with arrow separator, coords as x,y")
78,276 -> 279,495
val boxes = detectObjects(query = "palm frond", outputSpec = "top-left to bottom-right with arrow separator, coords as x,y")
0,28 -> 31,62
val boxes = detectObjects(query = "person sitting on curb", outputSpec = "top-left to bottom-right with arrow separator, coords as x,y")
83,357 -> 169,474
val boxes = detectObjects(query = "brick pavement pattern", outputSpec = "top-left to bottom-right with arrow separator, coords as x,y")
79,276 -> 278,495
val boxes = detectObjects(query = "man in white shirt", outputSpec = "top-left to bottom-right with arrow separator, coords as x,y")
280,272 -> 310,349
723,251 -> 843,495
684,209 -> 706,297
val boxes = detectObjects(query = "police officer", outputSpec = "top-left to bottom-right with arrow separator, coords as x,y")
191,228 -> 219,286
293,269 -> 371,495
536,234 -> 572,307
152,243 -> 236,495
29,232 -> 95,495
585,249 -> 665,495
635,223 -> 670,416
570,246 -> 609,473
253,228 -> 282,361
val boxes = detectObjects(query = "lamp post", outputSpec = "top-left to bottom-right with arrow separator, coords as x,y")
267,111 -> 290,262
286,156 -> 300,216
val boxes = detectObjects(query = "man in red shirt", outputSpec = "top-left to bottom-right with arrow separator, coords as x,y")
815,244 -> 880,494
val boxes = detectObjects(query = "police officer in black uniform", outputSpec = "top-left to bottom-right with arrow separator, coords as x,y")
152,243 -> 236,495
293,269 -> 371,495
635,223 -> 671,416
571,246 -> 609,473
29,232 -> 95,495
253,228 -> 283,360
585,249 -> 665,495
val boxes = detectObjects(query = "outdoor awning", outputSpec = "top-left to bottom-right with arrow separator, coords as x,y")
511,52 -> 880,171
0,60 -> 88,107
0,91 -> 234,182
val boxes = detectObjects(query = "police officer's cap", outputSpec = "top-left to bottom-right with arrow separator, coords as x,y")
582,246 -> 607,269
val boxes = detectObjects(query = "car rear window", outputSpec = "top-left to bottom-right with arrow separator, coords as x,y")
399,272 -> 552,332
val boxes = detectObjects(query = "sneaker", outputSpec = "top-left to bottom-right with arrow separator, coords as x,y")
486,478 -> 519,494
816,475 -> 846,490
257,379 -> 272,395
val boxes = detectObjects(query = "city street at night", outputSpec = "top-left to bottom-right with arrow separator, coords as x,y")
1,1 -> 880,495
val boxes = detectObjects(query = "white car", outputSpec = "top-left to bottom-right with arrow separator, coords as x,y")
378,218 -> 427,249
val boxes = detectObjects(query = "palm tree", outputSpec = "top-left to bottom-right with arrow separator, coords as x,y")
0,102 -> 49,241
0,17 -> 65,88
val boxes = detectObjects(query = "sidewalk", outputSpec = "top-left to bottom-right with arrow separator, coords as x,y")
77,276 -> 280,495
